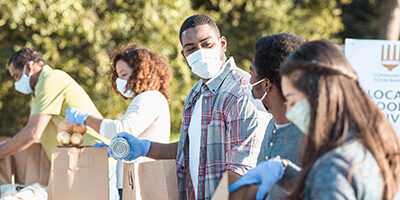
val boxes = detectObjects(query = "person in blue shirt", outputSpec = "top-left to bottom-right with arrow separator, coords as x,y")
246,33 -> 305,200
230,40 -> 400,200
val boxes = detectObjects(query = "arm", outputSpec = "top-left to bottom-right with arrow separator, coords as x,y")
147,142 -> 178,160
276,159 -> 302,191
99,93 -> 161,139
85,115 -> 102,133
303,157 -> 357,200
229,158 -> 285,200
112,132 -> 177,161
68,92 -> 162,139
225,97 -> 262,174
0,114 -> 51,159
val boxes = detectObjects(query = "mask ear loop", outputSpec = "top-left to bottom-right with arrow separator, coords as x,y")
260,91 -> 268,101
259,78 -> 270,101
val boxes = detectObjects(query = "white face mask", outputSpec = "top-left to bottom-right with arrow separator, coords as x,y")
248,79 -> 268,113
186,49 -> 223,79
116,78 -> 135,98
285,99 -> 311,134
14,63 -> 33,94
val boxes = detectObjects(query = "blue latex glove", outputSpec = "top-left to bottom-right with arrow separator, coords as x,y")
93,142 -> 114,157
229,158 -> 284,200
115,132 -> 151,161
65,107 -> 89,125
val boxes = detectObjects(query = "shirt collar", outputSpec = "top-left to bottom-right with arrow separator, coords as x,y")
32,65 -> 52,97
42,65 -> 52,72
270,118 -> 298,133
37,65 -> 53,84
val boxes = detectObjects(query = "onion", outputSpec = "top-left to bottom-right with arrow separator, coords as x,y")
70,132 -> 83,146
72,124 -> 87,134
58,121 -> 73,133
57,131 -> 71,146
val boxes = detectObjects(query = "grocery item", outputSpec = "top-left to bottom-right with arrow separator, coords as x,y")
56,132 -> 71,146
56,121 -> 87,146
57,121 -> 73,133
72,125 -> 86,135
110,137 -> 130,159
70,133 -> 83,147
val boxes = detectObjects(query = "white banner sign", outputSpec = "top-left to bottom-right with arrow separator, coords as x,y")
345,39 -> 400,135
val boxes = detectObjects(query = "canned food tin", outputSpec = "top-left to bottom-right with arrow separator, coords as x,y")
110,137 -> 130,159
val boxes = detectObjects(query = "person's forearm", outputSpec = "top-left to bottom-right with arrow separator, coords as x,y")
0,127 -> 36,159
85,115 -> 103,133
276,159 -> 302,191
146,142 -> 178,160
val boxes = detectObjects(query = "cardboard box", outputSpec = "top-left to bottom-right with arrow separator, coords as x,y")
212,171 -> 260,200
122,159 -> 179,200
48,146 -> 109,200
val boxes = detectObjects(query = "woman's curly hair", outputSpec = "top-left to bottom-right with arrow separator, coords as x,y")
109,44 -> 172,103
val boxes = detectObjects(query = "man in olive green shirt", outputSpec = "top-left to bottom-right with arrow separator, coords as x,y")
2,48 -> 118,200
2,48 -> 106,158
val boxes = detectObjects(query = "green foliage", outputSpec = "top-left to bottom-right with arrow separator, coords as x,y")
337,0 -> 380,40
0,0 -> 344,141
191,0 -> 343,69
0,0 -> 195,139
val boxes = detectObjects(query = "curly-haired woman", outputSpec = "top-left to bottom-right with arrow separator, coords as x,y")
65,44 -> 173,198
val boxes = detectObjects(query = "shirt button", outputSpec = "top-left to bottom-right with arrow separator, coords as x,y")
272,130 -> 276,134
265,156 -> 269,160
269,142 -> 273,147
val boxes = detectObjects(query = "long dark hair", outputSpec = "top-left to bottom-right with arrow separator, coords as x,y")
280,40 -> 400,199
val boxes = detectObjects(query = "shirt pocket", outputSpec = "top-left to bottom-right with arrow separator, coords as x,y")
205,110 -> 226,145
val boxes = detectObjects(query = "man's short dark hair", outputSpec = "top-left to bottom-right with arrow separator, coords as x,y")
253,33 -> 306,93
179,14 -> 221,43
8,48 -> 45,70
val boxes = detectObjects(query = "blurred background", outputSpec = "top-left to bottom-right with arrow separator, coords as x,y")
0,0 -> 399,141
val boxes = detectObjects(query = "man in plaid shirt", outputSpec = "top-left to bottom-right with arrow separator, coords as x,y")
109,14 -> 269,200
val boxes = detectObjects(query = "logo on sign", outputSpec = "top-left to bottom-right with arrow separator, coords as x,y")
381,44 -> 400,71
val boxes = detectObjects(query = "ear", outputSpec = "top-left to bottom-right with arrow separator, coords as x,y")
263,78 -> 273,93
25,61 -> 33,75
220,36 -> 227,52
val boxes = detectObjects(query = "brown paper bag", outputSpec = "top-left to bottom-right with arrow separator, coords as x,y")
0,137 -> 12,185
48,146 -> 109,200
0,137 -> 50,186
13,143 -> 50,186
122,159 -> 179,200
212,171 -> 260,200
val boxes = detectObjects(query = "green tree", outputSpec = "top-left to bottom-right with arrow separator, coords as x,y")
337,0 -> 379,40
0,0 -> 346,141
337,0 -> 400,41
191,0 -> 344,69
0,0 -> 195,140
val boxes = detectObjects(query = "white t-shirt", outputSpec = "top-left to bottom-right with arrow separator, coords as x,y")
100,90 -> 171,188
275,122 -> 291,129
188,94 -> 203,198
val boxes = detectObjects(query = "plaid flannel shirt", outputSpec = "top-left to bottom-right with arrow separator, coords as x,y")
176,57 -> 268,200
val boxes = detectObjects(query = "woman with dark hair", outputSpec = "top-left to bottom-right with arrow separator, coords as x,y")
65,44 -> 173,198
230,40 -> 400,199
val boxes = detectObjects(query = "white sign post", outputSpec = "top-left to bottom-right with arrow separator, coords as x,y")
345,39 -> 400,135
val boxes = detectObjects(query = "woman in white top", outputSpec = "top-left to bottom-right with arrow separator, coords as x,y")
65,44 -> 172,199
